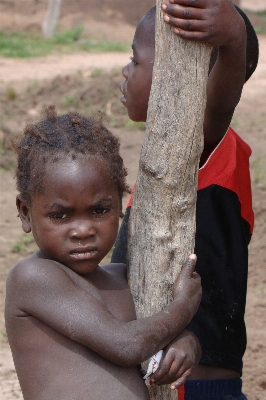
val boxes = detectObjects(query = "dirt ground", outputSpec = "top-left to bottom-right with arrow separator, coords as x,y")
0,1 -> 266,399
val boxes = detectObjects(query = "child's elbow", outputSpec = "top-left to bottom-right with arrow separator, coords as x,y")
111,338 -> 147,367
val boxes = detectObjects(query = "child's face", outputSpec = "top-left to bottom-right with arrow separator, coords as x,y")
18,156 -> 121,275
120,17 -> 154,122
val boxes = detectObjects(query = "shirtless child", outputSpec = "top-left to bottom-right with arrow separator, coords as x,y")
5,106 -> 202,400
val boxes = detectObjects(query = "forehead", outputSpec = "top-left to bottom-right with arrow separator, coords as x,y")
133,15 -> 155,56
39,156 -> 117,197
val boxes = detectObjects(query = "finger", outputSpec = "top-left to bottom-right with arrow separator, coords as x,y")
150,367 -> 170,384
179,254 -> 197,278
152,356 -> 182,382
174,29 -> 210,43
162,3 -> 203,20
155,365 -> 183,385
152,354 -> 188,385
168,0 -> 205,9
164,15 -> 206,33
151,357 -> 174,381
170,370 -> 192,390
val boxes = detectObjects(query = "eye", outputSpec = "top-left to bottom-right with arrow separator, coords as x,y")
49,212 -> 69,220
130,56 -> 138,66
92,207 -> 110,216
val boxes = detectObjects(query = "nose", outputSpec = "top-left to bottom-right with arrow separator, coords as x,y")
122,62 -> 129,79
68,221 -> 96,241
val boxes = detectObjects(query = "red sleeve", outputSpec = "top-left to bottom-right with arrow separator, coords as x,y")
198,127 -> 254,233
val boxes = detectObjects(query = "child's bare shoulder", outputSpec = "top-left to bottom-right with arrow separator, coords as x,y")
6,254 -> 72,311
7,253 -> 54,285
7,252 -> 68,287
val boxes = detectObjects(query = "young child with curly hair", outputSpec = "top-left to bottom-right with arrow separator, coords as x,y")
5,106 -> 202,400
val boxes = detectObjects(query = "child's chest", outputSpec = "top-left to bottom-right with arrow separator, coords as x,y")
93,266 -> 137,322
99,285 -> 137,322
69,266 -> 137,323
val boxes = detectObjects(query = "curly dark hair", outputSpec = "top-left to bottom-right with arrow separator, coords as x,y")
14,105 -> 130,204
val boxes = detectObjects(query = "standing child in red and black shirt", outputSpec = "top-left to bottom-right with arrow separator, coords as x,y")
112,0 -> 259,398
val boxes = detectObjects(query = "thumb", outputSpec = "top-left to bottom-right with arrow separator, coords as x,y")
180,254 -> 197,278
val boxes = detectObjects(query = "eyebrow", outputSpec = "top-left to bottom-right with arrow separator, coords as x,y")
45,203 -> 71,211
45,197 -> 114,211
93,197 -> 114,206
132,43 -> 138,56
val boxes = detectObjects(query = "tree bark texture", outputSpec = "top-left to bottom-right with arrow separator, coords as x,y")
127,3 -> 212,400
42,0 -> 63,38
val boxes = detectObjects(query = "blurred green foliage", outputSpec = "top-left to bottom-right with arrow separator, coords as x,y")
0,25 -> 130,58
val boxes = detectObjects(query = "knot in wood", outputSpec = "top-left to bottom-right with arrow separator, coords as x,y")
178,200 -> 188,214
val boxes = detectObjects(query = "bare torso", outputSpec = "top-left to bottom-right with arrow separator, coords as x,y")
190,365 -> 240,380
5,254 -> 150,400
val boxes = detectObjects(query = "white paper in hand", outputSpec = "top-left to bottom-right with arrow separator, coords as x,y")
143,350 -> 163,386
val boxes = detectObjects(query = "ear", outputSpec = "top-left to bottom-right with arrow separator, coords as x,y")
16,194 -> 32,233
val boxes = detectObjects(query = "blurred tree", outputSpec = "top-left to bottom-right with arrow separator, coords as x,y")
42,0 -> 63,38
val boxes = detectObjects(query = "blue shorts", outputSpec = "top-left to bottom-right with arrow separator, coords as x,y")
178,378 -> 248,400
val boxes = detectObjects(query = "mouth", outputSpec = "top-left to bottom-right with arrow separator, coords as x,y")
120,83 -> 126,104
69,247 -> 98,260
120,95 -> 126,105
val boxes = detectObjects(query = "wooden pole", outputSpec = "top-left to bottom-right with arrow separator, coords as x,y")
127,2 -> 212,399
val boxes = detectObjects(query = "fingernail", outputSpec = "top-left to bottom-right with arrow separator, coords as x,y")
161,4 -> 167,11
164,15 -> 170,22
189,254 -> 196,260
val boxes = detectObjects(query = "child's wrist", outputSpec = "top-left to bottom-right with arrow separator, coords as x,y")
170,294 -> 196,324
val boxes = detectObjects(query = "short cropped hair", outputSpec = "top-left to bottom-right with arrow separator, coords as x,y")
14,106 -> 130,204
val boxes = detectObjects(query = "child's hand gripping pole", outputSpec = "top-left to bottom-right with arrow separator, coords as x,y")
143,255 -> 201,388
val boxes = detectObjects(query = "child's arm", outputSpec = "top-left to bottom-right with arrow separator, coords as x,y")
150,329 -> 201,389
6,255 -> 201,368
162,0 -> 246,164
